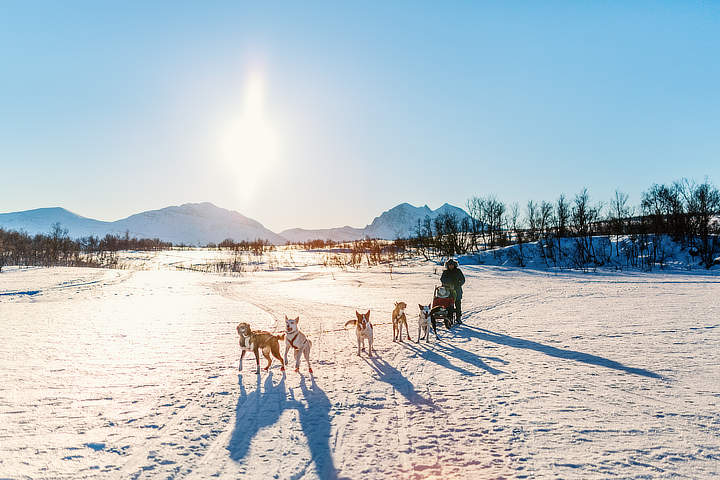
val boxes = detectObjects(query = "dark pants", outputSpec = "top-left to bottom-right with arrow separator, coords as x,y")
454,297 -> 462,320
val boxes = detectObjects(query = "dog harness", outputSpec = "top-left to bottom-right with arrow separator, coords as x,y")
286,331 -> 302,350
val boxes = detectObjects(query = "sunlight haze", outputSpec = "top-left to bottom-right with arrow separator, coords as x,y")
1,2 -> 719,231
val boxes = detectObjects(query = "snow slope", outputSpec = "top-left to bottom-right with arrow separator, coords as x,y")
0,207 -> 113,238
1,255 -> 719,479
458,235 -> 720,272
0,203 -> 284,245
111,202 -> 286,245
279,203 -> 472,242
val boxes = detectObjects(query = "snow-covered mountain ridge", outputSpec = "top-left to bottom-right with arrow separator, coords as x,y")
1,201 -> 471,244
0,203 -> 284,245
279,202 -> 471,242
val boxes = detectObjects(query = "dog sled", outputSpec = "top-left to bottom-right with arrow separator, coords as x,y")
430,285 -> 457,330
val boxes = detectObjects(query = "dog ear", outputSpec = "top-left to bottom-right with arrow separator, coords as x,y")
356,311 -> 361,319
365,310 -> 370,318
418,304 -> 424,309
295,316 -> 300,322
285,315 -> 288,321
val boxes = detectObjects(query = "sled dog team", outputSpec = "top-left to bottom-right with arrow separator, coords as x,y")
237,303 -> 441,374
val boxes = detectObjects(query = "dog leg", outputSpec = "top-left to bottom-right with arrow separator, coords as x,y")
294,348 -> 301,372
431,318 -> 439,340
403,321 -> 410,342
271,343 -> 284,372
368,336 -> 374,357
304,340 -> 313,374
263,350 -> 272,371
254,347 -> 261,374
239,349 -> 246,371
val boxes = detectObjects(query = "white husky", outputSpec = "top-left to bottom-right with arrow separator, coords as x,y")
344,310 -> 374,356
283,315 -> 313,373
417,304 -> 435,342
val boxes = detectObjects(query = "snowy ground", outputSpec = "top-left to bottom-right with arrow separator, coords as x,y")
1,252 -> 719,479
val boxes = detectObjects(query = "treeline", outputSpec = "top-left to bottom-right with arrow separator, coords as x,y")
409,178 -> 720,269
207,238 -> 274,255
0,224 -> 171,272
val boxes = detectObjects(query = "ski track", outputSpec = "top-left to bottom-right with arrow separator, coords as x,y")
1,257 -> 719,479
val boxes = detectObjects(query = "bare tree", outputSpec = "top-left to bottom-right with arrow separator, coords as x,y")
526,200 -> 539,241
685,178 -> 720,267
609,190 -> 631,257
571,189 -> 601,267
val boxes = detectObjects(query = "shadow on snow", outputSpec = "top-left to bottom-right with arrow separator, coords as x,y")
458,324 -> 663,379
228,372 -> 339,479
400,340 -> 506,376
362,356 -> 436,408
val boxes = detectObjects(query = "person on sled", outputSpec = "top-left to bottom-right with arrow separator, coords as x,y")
440,258 -> 465,324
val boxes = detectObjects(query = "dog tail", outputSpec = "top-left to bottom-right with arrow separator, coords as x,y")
344,319 -> 357,327
275,333 -> 285,340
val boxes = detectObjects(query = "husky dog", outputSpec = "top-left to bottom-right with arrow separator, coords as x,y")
237,322 -> 285,373
344,310 -> 374,356
283,315 -> 313,373
417,304 -> 437,341
392,302 -> 410,342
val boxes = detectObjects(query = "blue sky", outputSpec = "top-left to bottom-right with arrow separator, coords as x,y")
1,1 -> 719,231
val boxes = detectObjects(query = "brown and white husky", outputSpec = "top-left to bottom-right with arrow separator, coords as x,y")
392,301 -> 409,342
345,310 -> 374,356
283,315 -> 313,373
237,322 -> 285,373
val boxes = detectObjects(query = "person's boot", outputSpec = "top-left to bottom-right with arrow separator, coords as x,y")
455,311 -> 462,324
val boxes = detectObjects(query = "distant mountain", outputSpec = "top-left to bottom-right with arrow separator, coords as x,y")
0,202 -> 285,245
278,202 -> 471,242
0,207 -> 113,238
365,202 -> 471,240
1,201 -> 471,245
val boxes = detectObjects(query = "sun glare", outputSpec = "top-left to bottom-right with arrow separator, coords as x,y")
219,72 -> 280,198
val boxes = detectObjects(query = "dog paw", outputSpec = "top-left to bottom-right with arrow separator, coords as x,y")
308,368 -> 313,373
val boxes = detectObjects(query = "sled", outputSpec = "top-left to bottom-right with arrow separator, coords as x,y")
430,285 -> 456,330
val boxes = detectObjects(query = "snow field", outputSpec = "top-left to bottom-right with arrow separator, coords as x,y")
1,254 -> 719,479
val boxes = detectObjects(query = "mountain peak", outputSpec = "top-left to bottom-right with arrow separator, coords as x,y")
363,202 -> 470,240
1,202 -> 284,245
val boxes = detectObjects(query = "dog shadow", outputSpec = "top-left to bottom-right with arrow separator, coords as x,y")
228,372 -> 294,462
402,340 -> 506,376
228,373 -> 341,479
458,324 -> 663,379
363,356 -> 435,409
295,375 -> 340,480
